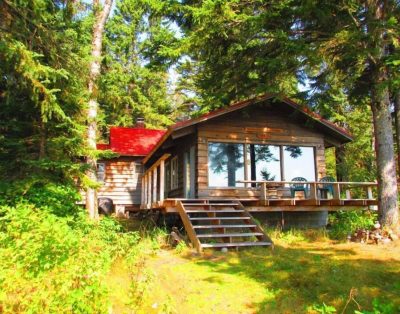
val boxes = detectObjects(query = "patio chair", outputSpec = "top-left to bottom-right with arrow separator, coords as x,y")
290,177 -> 308,198
318,176 -> 335,199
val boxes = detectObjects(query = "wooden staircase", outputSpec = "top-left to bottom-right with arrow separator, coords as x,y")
176,199 -> 273,252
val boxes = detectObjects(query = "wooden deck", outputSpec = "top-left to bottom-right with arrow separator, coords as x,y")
145,197 -> 378,213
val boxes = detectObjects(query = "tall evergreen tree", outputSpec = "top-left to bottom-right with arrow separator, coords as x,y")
0,0 -> 89,184
176,0 -> 399,227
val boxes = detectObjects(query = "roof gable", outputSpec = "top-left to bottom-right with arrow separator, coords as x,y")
143,94 -> 352,163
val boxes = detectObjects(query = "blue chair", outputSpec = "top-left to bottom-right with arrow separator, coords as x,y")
290,177 -> 308,198
318,176 -> 335,199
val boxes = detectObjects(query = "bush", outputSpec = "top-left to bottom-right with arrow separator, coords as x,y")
0,182 -> 140,313
328,209 -> 377,240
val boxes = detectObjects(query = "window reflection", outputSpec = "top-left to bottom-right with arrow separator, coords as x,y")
248,145 -> 281,181
283,146 -> 316,181
208,143 -> 244,187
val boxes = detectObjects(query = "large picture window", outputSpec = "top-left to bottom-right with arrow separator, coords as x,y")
208,142 -> 245,187
283,146 -> 316,181
247,144 -> 281,181
208,142 -> 316,187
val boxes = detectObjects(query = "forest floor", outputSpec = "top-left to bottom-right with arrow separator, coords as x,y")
108,231 -> 400,314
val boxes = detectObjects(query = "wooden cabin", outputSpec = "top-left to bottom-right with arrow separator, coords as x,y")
97,94 -> 377,251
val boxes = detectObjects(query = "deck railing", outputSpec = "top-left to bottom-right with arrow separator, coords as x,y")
238,180 -> 378,206
141,153 -> 170,209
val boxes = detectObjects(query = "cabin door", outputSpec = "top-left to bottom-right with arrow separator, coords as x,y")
184,145 -> 196,199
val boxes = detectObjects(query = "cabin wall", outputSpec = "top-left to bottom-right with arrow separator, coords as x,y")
97,157 -> 143,208
196,106 -> 327,199
148,133 -> 197,199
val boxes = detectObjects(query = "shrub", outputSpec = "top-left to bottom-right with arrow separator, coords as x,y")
328,209 -> 377,240
0,182 -> 141,313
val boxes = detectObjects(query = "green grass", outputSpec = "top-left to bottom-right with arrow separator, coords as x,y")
124,231 -> 400,314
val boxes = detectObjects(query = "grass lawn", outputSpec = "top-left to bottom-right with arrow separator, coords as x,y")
109,230 -> 400,314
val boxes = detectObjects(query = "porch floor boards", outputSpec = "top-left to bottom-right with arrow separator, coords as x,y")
153,198 -> 378,213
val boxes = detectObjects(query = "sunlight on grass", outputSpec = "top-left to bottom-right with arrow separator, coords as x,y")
126,230 -> 400,314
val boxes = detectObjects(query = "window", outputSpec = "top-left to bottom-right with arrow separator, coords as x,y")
97,163 -> 105,182
171,157 -> 179,190
207,142 -> 316,187
283,146 -> 316,181
247,144 -> 281,181
208,142 -> 245,187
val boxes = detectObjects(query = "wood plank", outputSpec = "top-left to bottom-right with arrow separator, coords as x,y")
176,201 -> 202,253
201,242 -> 272,248
193,224 -> 257,229
160,159 -> 165,202
152,167 -> 157,203
197,232 -> 263,238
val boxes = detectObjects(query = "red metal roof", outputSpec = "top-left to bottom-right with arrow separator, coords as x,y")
97,127 -> 166,156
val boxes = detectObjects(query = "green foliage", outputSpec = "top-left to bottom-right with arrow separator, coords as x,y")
328,210 -> 377,240
0,183 -> 141,313
313,302 -> 337,314
356,298 -> 397,314
99,0 -> 179,130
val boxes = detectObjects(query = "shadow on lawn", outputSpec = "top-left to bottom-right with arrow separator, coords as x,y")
183,244 -> 400,314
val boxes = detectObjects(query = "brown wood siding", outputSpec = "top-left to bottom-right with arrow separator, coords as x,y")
197,106 -> 326,198
97,157 -> 143,205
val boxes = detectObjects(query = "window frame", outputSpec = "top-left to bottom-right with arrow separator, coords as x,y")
206,141 -> 317,187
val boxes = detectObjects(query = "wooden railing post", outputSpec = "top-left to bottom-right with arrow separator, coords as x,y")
333,183 -> 340,200
260,182 -> 267,205
160,160 -> 165,202
309,182 -> 317,200
345,189 -> 351,199
153,167 -> 157,203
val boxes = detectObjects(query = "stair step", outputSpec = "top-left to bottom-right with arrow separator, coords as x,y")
201,242 -> 272,248
186,209 -> 244,213
189,217 -> 250,221
193,224 -> 256,229
184,203 -> 240,206
197,232 -> 263,238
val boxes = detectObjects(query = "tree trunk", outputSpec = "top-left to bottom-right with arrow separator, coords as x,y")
394,92 -> 400,179
86,0 -> 113,219
335,145 -> 346,182
371,75 -> 399,228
